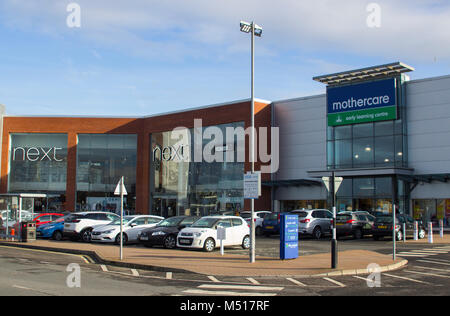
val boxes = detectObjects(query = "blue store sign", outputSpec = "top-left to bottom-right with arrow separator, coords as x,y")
327,78 -> 398,126
280,214 -> 298,260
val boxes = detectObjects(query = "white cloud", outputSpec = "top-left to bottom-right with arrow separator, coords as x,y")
1,1 -> 449,62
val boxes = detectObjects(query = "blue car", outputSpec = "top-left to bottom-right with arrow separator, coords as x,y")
37,216 -> 67,241
262,212 -> 290,237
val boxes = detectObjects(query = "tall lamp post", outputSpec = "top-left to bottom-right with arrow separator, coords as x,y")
240,20 -> 262,263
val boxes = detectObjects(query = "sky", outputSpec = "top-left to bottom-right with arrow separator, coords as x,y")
0,0 -> 450,117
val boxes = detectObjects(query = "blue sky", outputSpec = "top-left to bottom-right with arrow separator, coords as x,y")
0,0 -> 449,116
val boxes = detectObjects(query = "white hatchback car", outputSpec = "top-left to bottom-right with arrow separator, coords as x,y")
91,215 -> 164,244
177,216 -> 250,252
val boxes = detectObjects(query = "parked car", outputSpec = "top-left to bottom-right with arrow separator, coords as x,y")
372,214 -> 426,241
241,211 -> 272,236
177,216 -> 250,252
138,216 -> 200,249
295,209 -> 333,239
36,215 -> 68,241
336,211 -> 375,239
91,215 -> 164,244
261,212 -> 286,236
63,211 -> 119,242
33,213 -> 65,228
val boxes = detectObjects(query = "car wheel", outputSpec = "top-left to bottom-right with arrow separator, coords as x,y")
256,226 -> 263,236
353,228 -> 363,240
81,229 -> 92,243
418,229 -> 426,239
203,238 -> 216,252
115,234 -> 128,245
242,235 -> 250,249
52,230 -> 63,241
313,226 -> 322,240
163,235 -> 177,249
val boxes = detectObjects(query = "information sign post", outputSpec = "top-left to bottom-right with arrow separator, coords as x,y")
280,214 -> 299,260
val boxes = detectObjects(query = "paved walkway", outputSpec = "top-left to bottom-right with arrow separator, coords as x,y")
0,239 -> 414,277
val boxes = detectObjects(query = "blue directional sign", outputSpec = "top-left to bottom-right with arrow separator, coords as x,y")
280,214 -> 299,260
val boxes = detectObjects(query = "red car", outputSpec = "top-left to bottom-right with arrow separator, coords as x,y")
33,213 -> 65,227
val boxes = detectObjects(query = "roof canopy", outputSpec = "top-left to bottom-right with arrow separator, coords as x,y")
313,62 -> 415,86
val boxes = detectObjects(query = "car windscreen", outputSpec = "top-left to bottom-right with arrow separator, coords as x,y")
375,216 -> 393,224
337,214 -> 352,221
240,213 -> 251,219
291,211 -> 308,218
157,217 -> 184,227
109,216 -> 133,225
191,218 -> 219,228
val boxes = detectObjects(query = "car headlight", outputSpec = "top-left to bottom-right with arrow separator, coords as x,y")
152,231 -> 166,236
102,230 -> 114,234
43,226 -> 53,230
193,232 -> 203,238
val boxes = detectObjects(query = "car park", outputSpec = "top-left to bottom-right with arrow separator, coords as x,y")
91,215 -> 164,244
36,215 -> 68,240
241,211 -> 272,236
372,214 -> 426,241
138,216 -> 200,249
63,211 -> 119,242
295,209 -> 333,239
336,211 -> 375,239
177,216 -> 250,252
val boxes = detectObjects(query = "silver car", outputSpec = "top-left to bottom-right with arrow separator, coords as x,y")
291,209 -> 333,239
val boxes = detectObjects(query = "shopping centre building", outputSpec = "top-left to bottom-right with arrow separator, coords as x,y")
1,62 -> 449,226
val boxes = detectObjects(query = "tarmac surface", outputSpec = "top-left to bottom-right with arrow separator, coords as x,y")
0,238 -> 428,277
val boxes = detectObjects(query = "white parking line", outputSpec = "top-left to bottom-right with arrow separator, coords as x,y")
131,269 -> 139,277
405,270 -> 450,279
166,272 -> 173,279
246,278 -> 260,285
182,289 -> 277,296
207,275 -> 221,283
383,273 -> 430,284
286,278 -> 307,287
411,249 -> 448,253
198,284 -> 284,291
100,265 -> 108,272
323,277 -> 346,287
417,260 -> 450,266
415,266 -> 450,273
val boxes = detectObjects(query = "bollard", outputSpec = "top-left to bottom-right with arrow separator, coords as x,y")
428,222 -> 433,243
403,223 -> 407,242
440,219 -> 444,238
414,221 -> 418,240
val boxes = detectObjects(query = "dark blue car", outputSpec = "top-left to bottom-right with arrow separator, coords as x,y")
37,216 -> 67,241
262,212 -> 290,236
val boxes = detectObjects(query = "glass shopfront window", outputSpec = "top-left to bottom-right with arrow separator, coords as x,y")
280,200 -> 327,212
327,120 -> 406,170
76,134 -> 137,214
334,177 -> 407,215
150,122 -> 245,217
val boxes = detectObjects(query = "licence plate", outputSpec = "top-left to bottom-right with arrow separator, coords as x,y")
265,226 -> 274,229
140,237 -> 148,241
179,238 -> 191,245
378,225 -> 387,229
336,223 -> 345,226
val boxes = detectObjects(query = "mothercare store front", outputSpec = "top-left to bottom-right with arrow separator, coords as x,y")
309,63 -> 414,216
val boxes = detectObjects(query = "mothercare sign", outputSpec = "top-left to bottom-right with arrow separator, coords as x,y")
327,78 -> 397,126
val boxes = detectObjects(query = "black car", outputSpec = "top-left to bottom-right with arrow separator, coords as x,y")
372,214 -> 426,241
336,211 -> 375,239
138,216 -> 200,249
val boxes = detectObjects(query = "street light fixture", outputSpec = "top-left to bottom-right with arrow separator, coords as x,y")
240,20 -> 262,264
